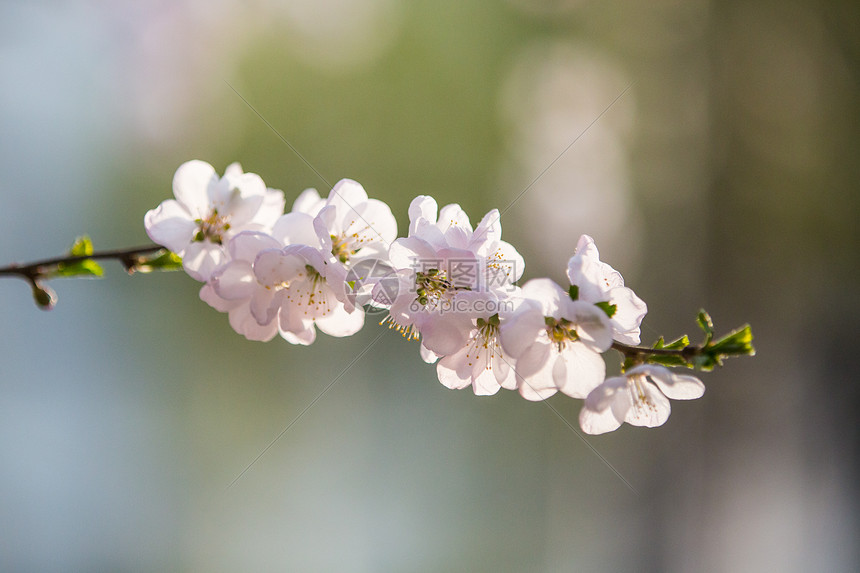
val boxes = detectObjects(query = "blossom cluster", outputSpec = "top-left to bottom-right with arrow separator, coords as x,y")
145,160 -> 706,434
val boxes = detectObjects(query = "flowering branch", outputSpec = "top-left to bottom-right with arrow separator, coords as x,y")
0,159 -> 757,436
0,236 -> 181,309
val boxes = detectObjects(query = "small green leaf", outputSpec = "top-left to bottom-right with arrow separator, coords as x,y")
595,301 -> 617,318
647,354 -> 692,368
134,250 -> 183,273
69,235 -> 94,257
691,353 -> 718,371
53,259 -> 104,278
696,309 -> 714,343
568,285 -> 579,301
709,325 -> 755,357
654,335 -> 690,350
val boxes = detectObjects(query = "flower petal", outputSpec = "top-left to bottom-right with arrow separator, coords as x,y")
210,260 -> 256,300
182,241 -> 227,282
172,160 -> 217,216
271,212 -> 319,247
634,364 -> 706,400
555,342 -> 606,399
144,199 -> 196,253
315,304 -> 365,337
624,379 -> 671,428
227,231 -> 282,263
292,188 -> 324,216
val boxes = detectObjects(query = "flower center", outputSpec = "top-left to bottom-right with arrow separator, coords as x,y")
466,314 -> 502,370
544,317 -> 579,352
627,374 -> 657,412
194,209 -> 231,244
330,234 -> 356,264
414,268 -> 467,309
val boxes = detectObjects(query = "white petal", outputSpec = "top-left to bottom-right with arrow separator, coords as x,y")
555,342 -> 606,399
607,286 -> 648,344
144,200 -> 196,253
471,209 -> 501,246
388,236 -> 437,269
228,303 -> 279,342
418,312 -> 474,356
182,241 -> 227,282
483,240 -> 525,285
517,370 -> 557,401
224,162 -> 244,177
624,380 -> 671,428
512,347 -> 557,401
199,283 -> 240,313
172,160 -> 216,216
579,405 -> 624,435
437,351 -> 472,390
271,212 -> 320,247
253,249 -> 306,287
510,338 -> 551,378
357,198 -> 398,245
227,231 -> 281,263
279,318 -> 317,346
579,377 -> 630,435
292,188 -> 324,216
634,365 -> 705,400
521,278 -> 566,317
408,195 -> 438,235
250,287 -> 278,325
472,366 -> 502,396
498,298 -> 545,359
438,203 -> 473,234
315,303 -> 365,337
211,260 -> 256,300
251,188 -> 287,229
420,343 -> 441,364
491,344 -> 512,384
565,300 -> 613,352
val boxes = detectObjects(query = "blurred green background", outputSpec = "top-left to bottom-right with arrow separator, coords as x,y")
1,0 -> 858,571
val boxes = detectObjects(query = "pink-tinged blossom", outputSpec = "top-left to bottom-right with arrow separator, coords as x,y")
579,364 -> 705,435
144,160 -> 285,282
499,278 -> 612,401
378,196 -> 524,358
567,234 -> 647,345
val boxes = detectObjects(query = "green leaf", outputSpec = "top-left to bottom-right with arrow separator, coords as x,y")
134,250 -> 183,273
595,301 -> 617,318
647,354 -> 692,368
53,259 -> 104,278
654,334 -> 690,350
691,353 -> 719,371
69,235 -> 94,257
709,325 -> 755,357
696,309 -> 714,343
568,285 -> 579,301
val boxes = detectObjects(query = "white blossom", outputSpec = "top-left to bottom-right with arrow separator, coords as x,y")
567,234 -> 646,345
378,196 -> 524,357
144,160 -> 285,282
499,278 -> 612,401
579,364 -> 705,435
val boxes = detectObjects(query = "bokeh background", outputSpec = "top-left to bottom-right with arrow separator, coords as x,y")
2,0 -> 858,571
